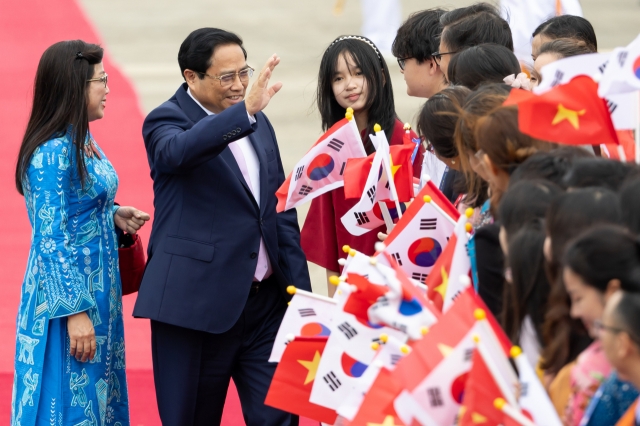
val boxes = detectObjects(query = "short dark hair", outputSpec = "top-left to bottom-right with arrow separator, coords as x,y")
448,43 -> 520,90
392,9 -> 446,63
538,38 -> 596,59
564,225 -> 640,294
614,291 -> 640,346
620,177 -> 640,234
440,3 -> 514,52
499,179 -> 562,239
509,146 -> 593,188
178,28 -> 247,80
533,15 -> 597,52
562,158 -> 640,191
317,36 -> 396,154
417,86 -> 470,159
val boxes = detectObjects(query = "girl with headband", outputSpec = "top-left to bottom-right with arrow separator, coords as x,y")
301,35 -> 423,295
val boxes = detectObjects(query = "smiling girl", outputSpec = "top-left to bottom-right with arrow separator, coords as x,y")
301,35 -> 422,294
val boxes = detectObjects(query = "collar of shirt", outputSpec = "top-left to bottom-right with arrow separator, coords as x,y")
186,88 -> 261,206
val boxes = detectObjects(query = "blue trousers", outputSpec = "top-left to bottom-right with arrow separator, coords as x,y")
151,276 -> 298,426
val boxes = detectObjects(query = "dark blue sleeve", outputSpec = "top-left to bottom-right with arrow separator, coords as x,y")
143,101 -> 257,174
264,117 -> 311,291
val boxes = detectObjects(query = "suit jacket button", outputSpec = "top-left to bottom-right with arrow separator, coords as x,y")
223,135 -> 227,141
236,127 -> 241,132
250,252 -> 257,259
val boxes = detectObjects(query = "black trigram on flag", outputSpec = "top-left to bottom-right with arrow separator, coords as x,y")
391,252 -> 403,266
323,371 -> 342,391
427,387 -> 444,407
520,382 -> 529,397
298,308 -> 316,317
354,212 -> 370,225
327,138 -> 345,152
294,166 -> 304,181
606,98 -> 619,114
390,354 -> 403,366
451,290 -> 463,301
340,162 -> 346,175
420,218 -> 437,230
338,322 -> 358,339
464,348 -> 474,362
412,272 -> 428,283
298,185 -> 312,196
550,69 -> 565,87
367,186 -> 377,203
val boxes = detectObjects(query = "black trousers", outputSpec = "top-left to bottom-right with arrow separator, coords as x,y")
151,276 -> 299,426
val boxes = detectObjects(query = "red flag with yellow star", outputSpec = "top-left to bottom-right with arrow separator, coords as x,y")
343,144 -> 415,202
265,336 -> 337,424
503,75 -> 619,146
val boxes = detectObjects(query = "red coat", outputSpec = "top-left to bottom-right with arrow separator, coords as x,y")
301,119 -> 423,272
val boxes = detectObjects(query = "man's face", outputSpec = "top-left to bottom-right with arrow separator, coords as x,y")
186,43 -> 249,114
401,58 -> 447,98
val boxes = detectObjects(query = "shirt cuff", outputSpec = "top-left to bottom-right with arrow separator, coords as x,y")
247,112 -> 256,124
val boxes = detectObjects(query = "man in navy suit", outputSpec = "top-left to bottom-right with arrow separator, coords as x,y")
133,28 -> 311,425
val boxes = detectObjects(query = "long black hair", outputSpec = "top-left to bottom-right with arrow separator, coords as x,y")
15,40 -> 104,194
564,225 -> 640,294
448,43 -> 520,90
317,36 -> 396,154
502,223 -> 549,347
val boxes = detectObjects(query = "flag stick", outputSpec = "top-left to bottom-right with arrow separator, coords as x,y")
635,91 -> 640,164
374,128 -> 404,221
287,286 -> 337,304
378,201 -> 395,233
423,196 -> 457,226
476,320 -> 519,408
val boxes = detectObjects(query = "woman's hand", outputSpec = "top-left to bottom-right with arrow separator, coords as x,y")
114,206 -> 150,235
67,312 -> 96,362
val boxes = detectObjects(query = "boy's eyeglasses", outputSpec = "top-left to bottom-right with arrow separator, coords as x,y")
86,74 -> 108,88
198,67 -> 254,87
431,51 -> 458,65
397,57 -> 412,71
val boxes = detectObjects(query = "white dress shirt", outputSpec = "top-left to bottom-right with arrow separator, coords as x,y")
187,88 -> 272,280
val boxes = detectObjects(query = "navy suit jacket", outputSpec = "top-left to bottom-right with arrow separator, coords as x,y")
133,83 -> 311,333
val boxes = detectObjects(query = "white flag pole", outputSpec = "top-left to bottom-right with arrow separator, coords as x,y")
635,91 -> 640,164
374,125 -> 404,220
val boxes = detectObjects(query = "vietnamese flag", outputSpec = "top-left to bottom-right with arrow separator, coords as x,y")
504,75 -> 619,146
265,336 -> 337,424
343,143 -> 415,202
458,349 -> 506,426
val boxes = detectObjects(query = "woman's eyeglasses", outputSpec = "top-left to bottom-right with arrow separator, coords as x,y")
198,67 -> 255,87
86,74 -> 108,88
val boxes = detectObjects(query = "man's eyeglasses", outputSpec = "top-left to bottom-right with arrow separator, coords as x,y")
431,51 -> 458,64
198,67 -> 254,87
87,74 -> 108,88
397,57 -> 412,71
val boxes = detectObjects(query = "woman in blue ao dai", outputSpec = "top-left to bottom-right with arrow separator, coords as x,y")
12,40 -> 150,426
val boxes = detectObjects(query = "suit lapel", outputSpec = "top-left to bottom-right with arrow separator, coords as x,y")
176,84 -> 258,210
219,148 -> 257,209
248,130 -> 268,215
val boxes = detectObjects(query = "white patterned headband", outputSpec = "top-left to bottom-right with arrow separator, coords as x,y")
328,35 -> 382,61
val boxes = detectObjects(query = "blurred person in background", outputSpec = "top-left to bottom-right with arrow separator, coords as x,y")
542,189 -> 622,418
302,35 -> 421,295
437,2 -> 514,80
563,225 -> 640,425
601,291 -> 640,426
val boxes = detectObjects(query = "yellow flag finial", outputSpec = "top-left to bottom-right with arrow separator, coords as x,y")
423,195 -> 432,203
286,285 -> 297,295
474,308 -> 486,320
373,123 -> 382,133
345,107 -> 354,121
342,245 -> 351,253
329,276 -> 341,286
510,346 -> 523,358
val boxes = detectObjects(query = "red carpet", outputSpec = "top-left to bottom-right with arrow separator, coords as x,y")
0,1 -> 317,424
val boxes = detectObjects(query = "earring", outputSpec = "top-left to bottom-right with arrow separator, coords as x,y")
451,160 -> 456,164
